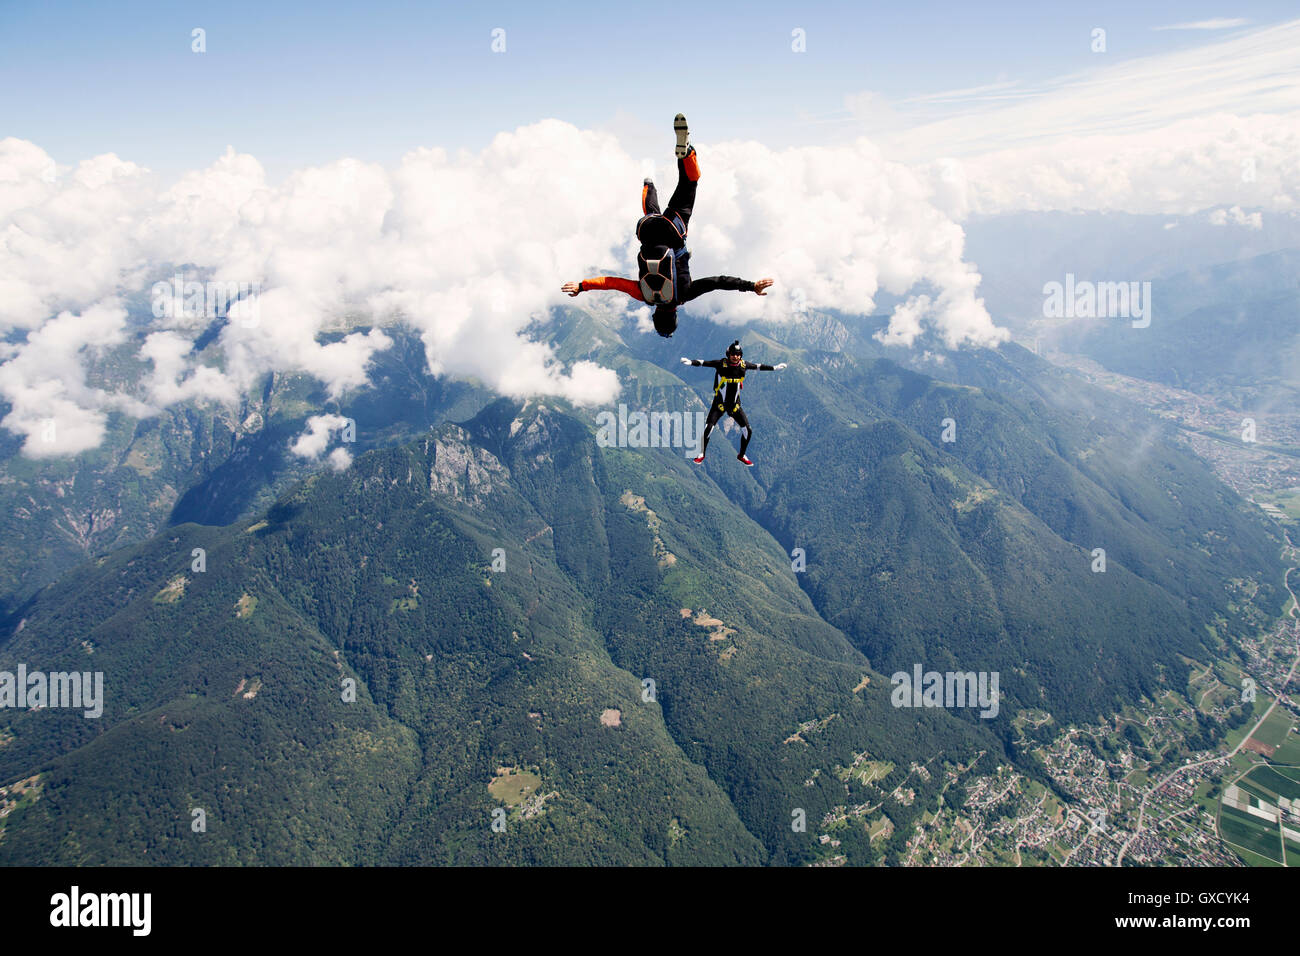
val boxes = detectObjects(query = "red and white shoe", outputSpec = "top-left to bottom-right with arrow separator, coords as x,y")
693,455 -> 706,464
738,454 -> 754,466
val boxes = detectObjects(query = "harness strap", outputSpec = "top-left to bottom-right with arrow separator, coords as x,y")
714,375 -> 743,415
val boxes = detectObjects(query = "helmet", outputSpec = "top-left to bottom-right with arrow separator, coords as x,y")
725,340 -> 743,361
653,304 -> 678,337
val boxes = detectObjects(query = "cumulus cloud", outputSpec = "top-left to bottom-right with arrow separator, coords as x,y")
140,331 -> 241,406
0,301 -> 149,456
0,129 -> 636,457
688,138 -> 1005,348
944,113 -> 1300,217
8,20 -> 1300,458
290,414 -> 353,461
1207,204 -> 1263,229
1,119 -> 1007,456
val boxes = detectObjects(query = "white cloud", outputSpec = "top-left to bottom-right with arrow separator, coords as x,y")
899,79 -> 1026,107
290,414 -> 352,461
688,138 -> 1004,349
843,91 -> 909,137
327,447 -> 353,471
1154,19 -> 1251,31
140,331 -> 240,406
6,24 -> 1299,461
875,19 -> 1300,217
946,112 -> 1300,217
2,119 -> 1008,456
883,20 -> 1300,160
1207,204 -> 1263,229
875,294 -> 930,348
0,142 -> 154,330
0,301 -> 149,456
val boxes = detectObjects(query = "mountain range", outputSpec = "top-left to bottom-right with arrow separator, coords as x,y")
0,301 -> 1287,864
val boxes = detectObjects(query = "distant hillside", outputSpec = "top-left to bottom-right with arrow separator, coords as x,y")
1047,250 -> 1300,406
963,211 -> 1300,332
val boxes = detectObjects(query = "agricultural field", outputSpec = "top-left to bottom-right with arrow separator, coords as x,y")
1251,708 -> 1296,749
1269,729 -> 1300,765
1237,765 -> 1300,804
1218,804 -> 1286,865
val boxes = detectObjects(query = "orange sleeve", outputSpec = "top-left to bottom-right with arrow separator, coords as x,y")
579,276 -> 644,301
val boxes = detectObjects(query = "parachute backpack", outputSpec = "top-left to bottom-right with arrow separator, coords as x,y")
636,211 -> 689,305
638,245 -> 682,304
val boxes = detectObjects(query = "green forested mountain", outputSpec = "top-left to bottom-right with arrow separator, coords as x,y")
604,310 -> 1286,722
0,303 -> 1286,865
0,402 -> 996,865
0,325 -> 491,618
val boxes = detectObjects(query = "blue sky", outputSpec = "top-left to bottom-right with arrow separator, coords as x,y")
2,0 -> 1297,179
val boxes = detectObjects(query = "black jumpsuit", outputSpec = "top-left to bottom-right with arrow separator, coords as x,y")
686,358 -> 775,457
579,148 -> 761,339
639,153 -> 757,305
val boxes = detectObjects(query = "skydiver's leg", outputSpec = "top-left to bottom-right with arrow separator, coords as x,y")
642,178 -> 661,215
731,407 -> 753,457
665,147 -> 700,230
696,399 -> 725,460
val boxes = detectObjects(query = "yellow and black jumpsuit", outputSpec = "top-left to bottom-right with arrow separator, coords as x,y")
686,357 -> 775,457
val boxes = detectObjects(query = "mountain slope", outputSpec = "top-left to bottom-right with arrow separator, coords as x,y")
1,402 -> 1004,864
582,308 -> 1287,722
0,326 -> 492,618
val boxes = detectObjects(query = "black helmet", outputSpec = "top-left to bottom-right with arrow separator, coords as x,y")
653,304 -> 678,337
725,340 -> 742,358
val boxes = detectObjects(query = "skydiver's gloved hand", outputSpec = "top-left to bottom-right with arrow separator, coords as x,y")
680,357 -> 692,365
775,363 -> 788,370
753,278 -> 774,296
562,281 -> 582,297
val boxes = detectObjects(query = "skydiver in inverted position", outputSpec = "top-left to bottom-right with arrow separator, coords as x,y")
680,340 -> 786,466
562,113 -> 773,336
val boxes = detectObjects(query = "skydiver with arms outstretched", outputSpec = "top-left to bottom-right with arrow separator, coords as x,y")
562,113 -> 773,337
680,340 -> 785,466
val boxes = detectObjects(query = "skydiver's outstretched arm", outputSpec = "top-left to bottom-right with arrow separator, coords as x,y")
562,277 -> 644,301
680,357 -> 785,371
680,276 -> 773,302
